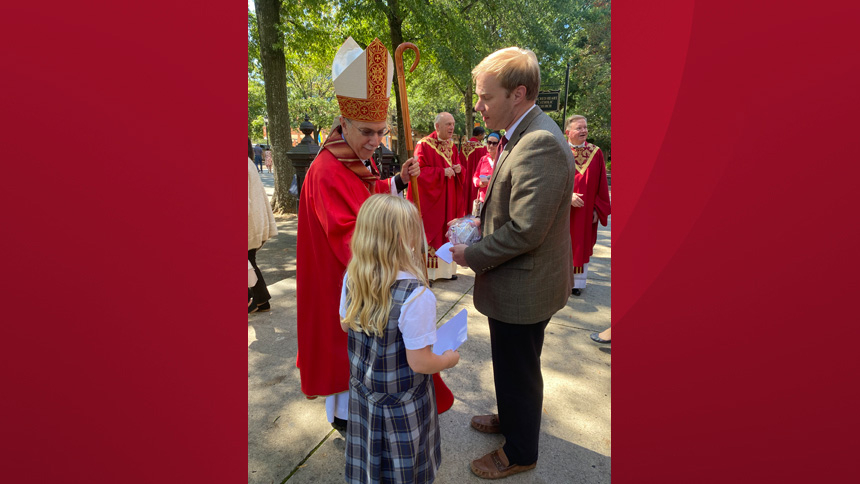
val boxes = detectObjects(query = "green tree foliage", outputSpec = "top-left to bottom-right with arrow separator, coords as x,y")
567,1 -> 611,162
249,0 -> 611,166
287,64 -> 340,140
248,79 -> 267,143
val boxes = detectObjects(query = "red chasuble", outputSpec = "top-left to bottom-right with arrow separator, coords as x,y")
569,142 -> 612,267
296,127 -> 454,412
407,131 -> 466,250
461,137 -> 488,214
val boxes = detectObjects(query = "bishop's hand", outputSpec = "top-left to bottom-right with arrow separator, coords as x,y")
401,157 -> 420,178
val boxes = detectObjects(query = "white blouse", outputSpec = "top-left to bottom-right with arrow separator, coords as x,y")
339,271 -> 437,350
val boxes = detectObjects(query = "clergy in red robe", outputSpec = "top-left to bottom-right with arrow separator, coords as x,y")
461,126 -> 488,214
565,115 -> 611,295
408,112 -> 466,280
296,38 -> 453,429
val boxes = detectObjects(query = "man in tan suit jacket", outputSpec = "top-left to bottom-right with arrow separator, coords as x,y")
451,47 -> 575,479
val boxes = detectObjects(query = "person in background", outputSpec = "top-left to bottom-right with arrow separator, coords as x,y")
408,112 -> 466,281
462,126 -> 488,214
590,327 -> 611,344
248,137 -> 277,313
471,131 -> 501,216
253,143 -> 264,173
565,115 -> 611,296
264,148 -> 273,173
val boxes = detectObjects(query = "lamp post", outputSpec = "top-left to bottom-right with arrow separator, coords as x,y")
286,114 -> 320,197
263,115 -> 269,149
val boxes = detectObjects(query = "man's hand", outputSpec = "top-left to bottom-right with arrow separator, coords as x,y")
571,192 -> 584,208
444,167 -> 454,178
452,163 -> 462,174
593,209 -> 599,223
450,244 -> 469,267
401,157 -> 420,178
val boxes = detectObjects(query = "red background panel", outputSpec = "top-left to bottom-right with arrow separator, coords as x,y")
0,1 -> 246,482
615,1 -> 860,482
1,0 -> 859,482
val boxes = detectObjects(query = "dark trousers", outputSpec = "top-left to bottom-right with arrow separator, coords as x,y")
488,317 -> 550,466
254,157 -> 263,172
248,248 -> 270,305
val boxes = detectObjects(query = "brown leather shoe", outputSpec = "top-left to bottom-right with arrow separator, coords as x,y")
470,448 -> 536,479
471,414 -> 501,434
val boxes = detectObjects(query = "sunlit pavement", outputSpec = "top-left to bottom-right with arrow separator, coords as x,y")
249,171 -> 611,484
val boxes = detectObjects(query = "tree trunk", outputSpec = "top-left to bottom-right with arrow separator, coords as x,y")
386,0 -> 408,161
254,0 -> 297,214
464,78 -> 474,137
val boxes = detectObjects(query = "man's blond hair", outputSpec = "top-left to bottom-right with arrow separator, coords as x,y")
565,115 -> 587,130
472,47 -> 541,101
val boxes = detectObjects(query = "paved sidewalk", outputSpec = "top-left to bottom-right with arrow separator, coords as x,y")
249,172 -> 610,483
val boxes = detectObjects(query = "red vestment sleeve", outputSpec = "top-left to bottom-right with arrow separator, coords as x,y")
593,149 -> 611,225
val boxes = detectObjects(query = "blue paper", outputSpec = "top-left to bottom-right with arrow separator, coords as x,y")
432,309 -> 468,355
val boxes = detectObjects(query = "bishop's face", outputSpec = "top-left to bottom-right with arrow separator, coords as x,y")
474,73 -> 517,132
341,117 -> 389,161
567,120 -> 588,146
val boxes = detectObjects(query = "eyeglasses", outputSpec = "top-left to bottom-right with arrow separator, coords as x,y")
486,140 -> 499,146
346,118 -> 390,138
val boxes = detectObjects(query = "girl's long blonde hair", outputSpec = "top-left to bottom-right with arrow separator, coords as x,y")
343,194 -> 429,336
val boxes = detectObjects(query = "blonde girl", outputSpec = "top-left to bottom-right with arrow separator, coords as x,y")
340,194 -> 459,484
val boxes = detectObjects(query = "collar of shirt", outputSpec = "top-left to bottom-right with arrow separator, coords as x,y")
569,142 -> 585,148
504,104 -> 537,142
396,271 -> 419,280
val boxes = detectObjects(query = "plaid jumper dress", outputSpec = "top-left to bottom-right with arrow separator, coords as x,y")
345,279 -> 441,484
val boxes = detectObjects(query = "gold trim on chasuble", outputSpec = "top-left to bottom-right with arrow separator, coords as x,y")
461,140 -> 481,159
572,143 -> 600,175
427,246 -> 440,268
335,39 -> 390,122
417,137 -> 456,167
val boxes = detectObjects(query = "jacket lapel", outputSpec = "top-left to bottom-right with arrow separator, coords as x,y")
482,106 -> 543,213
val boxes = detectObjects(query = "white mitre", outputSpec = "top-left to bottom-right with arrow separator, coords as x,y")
332,37 -> 394,122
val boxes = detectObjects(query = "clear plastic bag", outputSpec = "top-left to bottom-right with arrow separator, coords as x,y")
446,215 -> 482,246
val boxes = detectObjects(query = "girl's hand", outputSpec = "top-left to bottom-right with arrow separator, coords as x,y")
442,349 -> 460,369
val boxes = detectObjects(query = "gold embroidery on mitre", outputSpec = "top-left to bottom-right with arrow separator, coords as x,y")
336,39 -> 390,122
336,95 -> 389,122
418,137 -> 455,166
572,143 -> 600,175
365,39 -> 387,101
